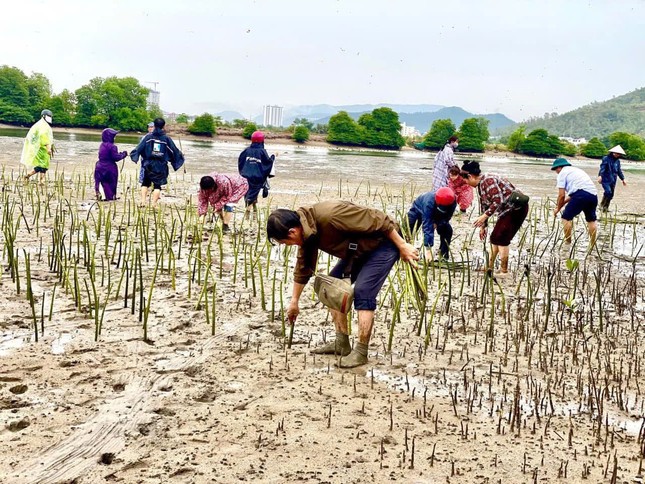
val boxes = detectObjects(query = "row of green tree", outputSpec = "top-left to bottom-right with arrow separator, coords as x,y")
0,65 -> 160,131
504,126 -> 645,160
327,108 -> 405,149
421,118 -> 490,152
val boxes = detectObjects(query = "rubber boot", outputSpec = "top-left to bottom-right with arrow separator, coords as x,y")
311,332 -> 351,356
338,342 -> 369,368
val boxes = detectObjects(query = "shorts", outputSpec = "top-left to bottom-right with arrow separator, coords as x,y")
329,239 -> 400,311
490,204 -> 529,246
561,190 -> 597,222
34,166 -> 48,174
141,171 -> 162,190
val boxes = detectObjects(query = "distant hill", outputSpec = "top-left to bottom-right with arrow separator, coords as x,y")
519,87 -> 645,138
215,110 -> 246,122
309,106 -> 515,133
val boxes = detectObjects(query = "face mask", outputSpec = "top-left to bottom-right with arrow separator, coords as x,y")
452,142 -> 458,149
44,115 -> 53,124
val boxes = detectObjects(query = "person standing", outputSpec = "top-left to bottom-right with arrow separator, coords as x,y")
462,161 -> 529,275
197,172 -> 249,232
597,145 -> 627,211
406,187 -> 457,260
21,109 -> 54,184
138,122 -> 155,185
94,128 -> 128,201
551,158 -> 598,247
432,135 -> 458,191
130,118 -> 184,208
266,201 -> 418,368
238,130 -> 275,220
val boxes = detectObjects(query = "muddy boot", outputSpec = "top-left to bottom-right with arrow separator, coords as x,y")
311,332 -> 351,356
338,342 -> 369,368
222,224 -> 231,234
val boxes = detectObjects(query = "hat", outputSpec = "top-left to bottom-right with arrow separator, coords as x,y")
551,158 -> 571,170
608,145 -> 626,155
148,122 -> 155,127
435,187 -> 456,206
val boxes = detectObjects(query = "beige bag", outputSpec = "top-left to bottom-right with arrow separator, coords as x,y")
313,274 -> 354,314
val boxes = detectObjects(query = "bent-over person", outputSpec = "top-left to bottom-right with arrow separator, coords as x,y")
197,173 -> 248,233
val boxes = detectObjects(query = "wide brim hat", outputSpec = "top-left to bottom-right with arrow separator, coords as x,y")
551,157 -> 571,170
608,145 -> 626,155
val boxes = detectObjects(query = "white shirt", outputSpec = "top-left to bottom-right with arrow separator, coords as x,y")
556,166 -> 597,196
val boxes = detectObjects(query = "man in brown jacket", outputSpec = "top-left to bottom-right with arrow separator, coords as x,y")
266,201 -> 419,368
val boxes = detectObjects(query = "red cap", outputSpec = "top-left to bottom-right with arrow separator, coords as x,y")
251,131 -> 265,143
435,187 -> 456,206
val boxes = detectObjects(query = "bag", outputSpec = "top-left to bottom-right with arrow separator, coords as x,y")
313,274 -> 354,314
508,190 -> 529,207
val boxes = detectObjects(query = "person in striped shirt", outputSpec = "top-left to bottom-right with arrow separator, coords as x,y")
198,173 -> 248,233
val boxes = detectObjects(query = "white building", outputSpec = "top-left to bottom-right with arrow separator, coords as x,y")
147,90 -> 160,108
263,105 -> 283,127
559,136 -> 588,146
400,122 -> 420,138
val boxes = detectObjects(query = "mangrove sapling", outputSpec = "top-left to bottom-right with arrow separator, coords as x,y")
23,250 -> 38,342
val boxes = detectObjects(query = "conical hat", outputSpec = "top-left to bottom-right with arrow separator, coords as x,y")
608,145 -> 626,155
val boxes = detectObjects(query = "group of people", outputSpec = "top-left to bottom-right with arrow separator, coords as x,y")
19,113 -> 629,369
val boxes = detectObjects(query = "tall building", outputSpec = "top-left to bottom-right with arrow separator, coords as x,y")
263,105 -> 283,127
400,122 -> 420,138
147,90 -> 160,109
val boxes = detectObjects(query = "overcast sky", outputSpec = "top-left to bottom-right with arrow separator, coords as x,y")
3,0 -> 644,121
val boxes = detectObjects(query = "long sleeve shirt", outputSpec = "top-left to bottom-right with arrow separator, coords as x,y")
294,201 -> 399,284
197,173 -> 249,216
477,174 -> 516,220
598,155 -> 625,184
432,144 -> 456,191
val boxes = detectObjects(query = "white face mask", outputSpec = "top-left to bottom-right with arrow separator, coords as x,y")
44,115 -> 53,124
452,142 -> 458,149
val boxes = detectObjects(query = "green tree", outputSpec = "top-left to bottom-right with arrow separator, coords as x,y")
188,113 -> 216,136
176,113 -> 189,124
293,125 -> 310,143
147,104 -> 163,122
313,123 -> 328,134
520,129 -> 563,157
233,118 -> 250,128
357,107 -> 404,149
327,111 -> 363,145
422,119 -> 456,150
560,141 -> 578,157
293,117 -> 314,130
507,125 -> 526,153
0,66 -> 33,123
49,89 -> 76,126
74,76 -> 149,130
580,137 -> 607,158
243,122 -> 258,139
457,117 -> 489,152
25,72 -> 52,118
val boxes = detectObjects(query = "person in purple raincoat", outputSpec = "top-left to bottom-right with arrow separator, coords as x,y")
95,128 -> 128,201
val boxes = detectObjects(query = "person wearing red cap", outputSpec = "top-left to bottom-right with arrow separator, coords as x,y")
238,130 -> 276,220
406,186 -> 457,260
461,161 -> 529,275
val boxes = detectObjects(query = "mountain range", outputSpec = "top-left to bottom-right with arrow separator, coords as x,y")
516,87 -> 645,138
209,103 -> 515,133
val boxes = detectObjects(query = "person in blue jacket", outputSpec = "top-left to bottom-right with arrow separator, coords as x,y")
238,130 -> 275,220
130,118 -> 184,208
597,145 -> 627,211
406,187 -> 457,260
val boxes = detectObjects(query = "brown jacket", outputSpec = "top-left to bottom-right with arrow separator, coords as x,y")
294,201 -> 399,284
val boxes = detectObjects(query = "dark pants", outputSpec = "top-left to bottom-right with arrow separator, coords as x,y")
562,190 -> 597,222
94,161 -> 119,200
600,182 -> 616,210
406,211 -> 452,258
329,240 -> 400,311
490,204 -> 529,246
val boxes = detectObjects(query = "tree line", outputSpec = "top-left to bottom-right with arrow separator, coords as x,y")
0,65 -> 161,131
421,118 -> 490,152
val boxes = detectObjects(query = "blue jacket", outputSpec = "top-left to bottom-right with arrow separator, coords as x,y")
409,192 -> 456,247
598,154 -> 624,185
238,142 -> 274,186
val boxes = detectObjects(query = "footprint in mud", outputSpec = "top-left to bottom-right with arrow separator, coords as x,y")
113,383 -> 126,392
7,417 -> 30,432
9,384 -> 28,394
194,389 -> 218,403
152,407 -> 176,417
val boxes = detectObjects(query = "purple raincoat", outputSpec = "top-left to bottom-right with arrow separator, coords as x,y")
95,128 -> 127,200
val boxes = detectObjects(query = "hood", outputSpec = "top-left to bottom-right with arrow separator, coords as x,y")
102,128 -> 118,143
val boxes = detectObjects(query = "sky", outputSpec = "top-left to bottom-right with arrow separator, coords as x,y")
3,0 -> 645,122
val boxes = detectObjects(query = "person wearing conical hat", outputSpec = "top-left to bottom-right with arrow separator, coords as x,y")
597,145 -> 627,212
551,158 -> 598,248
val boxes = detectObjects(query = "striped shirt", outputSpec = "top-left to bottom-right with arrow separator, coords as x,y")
432,144 -> 456,191
477,174 -> 516,219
